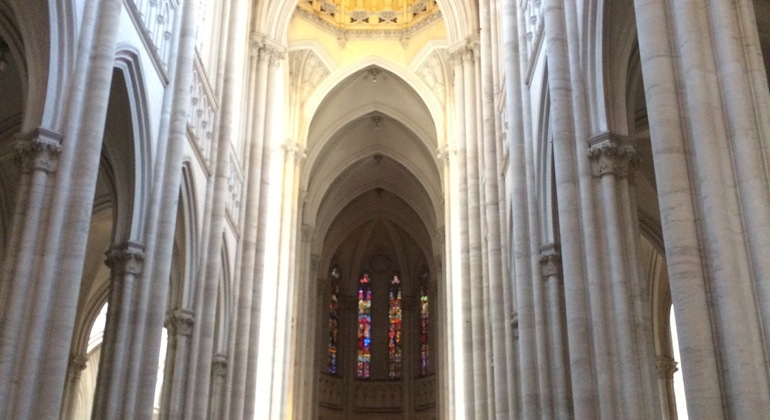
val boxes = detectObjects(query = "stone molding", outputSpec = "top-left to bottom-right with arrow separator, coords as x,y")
165,308 -> 195,337
104,242 -> 145,277
14,128 -> 63,174
587,132 -> 639,178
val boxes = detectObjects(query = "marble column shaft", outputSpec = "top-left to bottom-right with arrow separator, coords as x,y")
542,0 -> 602,418
242,43 -> 281,420
448,46 -> 473,419
0,131 -> 61,396
1,0 -> 124,417
479,1 -> 513,418
540,248 -> 571,419
634,0 -> 770,416
188,0 -> 251,414
92,242 -> 145,419
588,135 -> 658,419
504,2 -> 540,418
162,309 -> 195,419
227,40 -> 272,420
461,42 -> 491,420
124,0 -> 198,415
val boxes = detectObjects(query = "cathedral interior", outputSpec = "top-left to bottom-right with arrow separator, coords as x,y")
1,0 -> 770,419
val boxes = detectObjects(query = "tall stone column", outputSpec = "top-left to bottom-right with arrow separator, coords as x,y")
588,134 -> 658,419
92,242 -> 146,419
243,38 -> 284,420
187,0 -> 252,413
61,354 -> 88,420
160,309 -> 195,419
126,0 -> 198,414
542,0 -> 611,417
0,131 -> 61,384
540,246 -> 571,420
208,354 -> 229,419
227,39 -> 271,420
460,40 -> 490,420
447,45 -> 473,419
0,0 -> 125,416
634,0 -> 770,417
655,355 -> 678,420
479,1 -> 512,417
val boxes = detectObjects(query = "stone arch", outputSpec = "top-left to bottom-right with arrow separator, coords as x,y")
300,57 -> 446,155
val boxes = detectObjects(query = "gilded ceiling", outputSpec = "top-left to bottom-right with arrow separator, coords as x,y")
296,0 -> 442,37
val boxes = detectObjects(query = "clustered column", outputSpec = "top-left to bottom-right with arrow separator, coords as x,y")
634,0 -> 770,417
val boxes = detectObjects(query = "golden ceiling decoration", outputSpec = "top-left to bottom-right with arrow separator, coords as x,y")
296,0 -> 441,38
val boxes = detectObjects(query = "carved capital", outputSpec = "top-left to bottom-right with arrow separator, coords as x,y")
587,133 -> 639,178
105,242 -> 145,277
212,353 -> 228,377
165,308 -> 195,337
69,354 -> 88,372
539,248 -> 562,279
437,146 -> 458,165
281,141 -> 306,162
14,128 -> 63,174
655,355 -> 678,379
311,254 -> 322,273
302,224 -> 316,243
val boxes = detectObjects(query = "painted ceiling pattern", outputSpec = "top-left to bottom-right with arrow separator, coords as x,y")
297,0 -> 441,38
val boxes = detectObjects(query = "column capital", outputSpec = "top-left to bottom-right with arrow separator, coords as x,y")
281,141 -> 306,162
69,354 -> 88,372
165,308 -> 195,337
249,33 -> 286,65
587,132 -> 639,178
539,244 -> 562,278
311,254 -> 323,274
655,355 -> 678,379
104,241 -> 145,276
14,128 -> 63,174
437,146 -> 459,164
212,353 -> 228,377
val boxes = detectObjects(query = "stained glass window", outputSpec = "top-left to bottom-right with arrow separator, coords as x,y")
327,266 -> 341,375
357,273 -> 372,379
388,274 -> 402,379
419,273 -> 429,376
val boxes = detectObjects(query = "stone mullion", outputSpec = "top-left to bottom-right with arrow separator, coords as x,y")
227,40 -> 271,420
160,309 -> 194,419
92,242 -> 146,419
